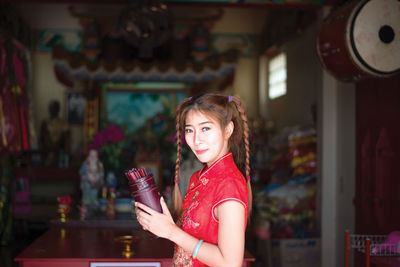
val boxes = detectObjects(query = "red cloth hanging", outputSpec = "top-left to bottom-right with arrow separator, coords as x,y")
0,38 -> 30,153
13,50 -> 30,150
0,80 -> 21,152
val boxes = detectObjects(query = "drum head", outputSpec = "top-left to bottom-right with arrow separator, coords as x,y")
347,0 -> 400,77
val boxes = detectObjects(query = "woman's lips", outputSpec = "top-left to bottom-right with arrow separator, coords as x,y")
195,149 -> 207,155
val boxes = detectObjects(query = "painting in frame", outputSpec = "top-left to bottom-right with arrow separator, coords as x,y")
66,92 -> 86,125
37,28 -> 81,52
103,82 -> 187,132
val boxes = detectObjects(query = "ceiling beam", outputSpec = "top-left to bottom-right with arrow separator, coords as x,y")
7,0 -> 342,9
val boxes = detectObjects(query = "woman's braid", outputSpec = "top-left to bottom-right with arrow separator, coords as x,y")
231,96 -> 252,213
172,105 -> 183,217
174,118 -> 182,184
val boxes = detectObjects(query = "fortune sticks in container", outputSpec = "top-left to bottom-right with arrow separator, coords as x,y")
125,168 -> 149,183
124,167 -> 162,213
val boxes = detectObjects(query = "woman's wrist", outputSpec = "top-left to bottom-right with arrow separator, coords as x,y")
167,223 -> 180,241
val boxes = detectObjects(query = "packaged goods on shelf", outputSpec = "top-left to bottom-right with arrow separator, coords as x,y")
254,125 -> 319,240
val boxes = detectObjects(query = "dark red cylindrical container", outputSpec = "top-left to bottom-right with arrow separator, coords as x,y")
125,171 -> 162,239
126,173 -> 162,213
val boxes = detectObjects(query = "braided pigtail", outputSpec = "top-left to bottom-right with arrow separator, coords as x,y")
172,109 -> 183,217
231,96 -> 252,214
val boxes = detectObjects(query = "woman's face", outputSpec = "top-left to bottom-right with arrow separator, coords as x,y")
184,110 -> 233,167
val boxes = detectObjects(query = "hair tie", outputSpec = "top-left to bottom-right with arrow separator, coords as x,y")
228,95 -> 232,103
187,97 -> 192,101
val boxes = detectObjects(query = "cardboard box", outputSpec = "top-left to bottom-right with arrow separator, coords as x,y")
271,238 -> 321,267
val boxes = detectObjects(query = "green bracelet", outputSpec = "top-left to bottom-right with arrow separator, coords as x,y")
192,239 -> 203,259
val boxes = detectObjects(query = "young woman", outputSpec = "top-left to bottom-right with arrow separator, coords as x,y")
135,93 -> 252,267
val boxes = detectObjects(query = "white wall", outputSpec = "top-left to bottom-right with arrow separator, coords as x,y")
336,81 -> 355,266
212,7 -> 268,118
320,69 -> 339,267
233,57 -> 260,117
318,8 -> 356,267
320,71 -> 356,267
266,22 -> 320,130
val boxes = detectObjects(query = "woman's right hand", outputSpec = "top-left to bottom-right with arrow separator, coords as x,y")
135,197 -> 177,240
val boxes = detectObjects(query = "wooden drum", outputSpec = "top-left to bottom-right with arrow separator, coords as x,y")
317,0 -> 400,82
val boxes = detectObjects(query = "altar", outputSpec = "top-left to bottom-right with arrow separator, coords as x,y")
15,216 -> 255,267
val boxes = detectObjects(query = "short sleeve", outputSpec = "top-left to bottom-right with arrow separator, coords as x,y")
211,176 -> 248,223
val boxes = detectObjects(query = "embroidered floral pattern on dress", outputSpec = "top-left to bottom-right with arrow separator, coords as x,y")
199,177 -> 209,185
173,215 -> 196,266
182,197 -> 200,229
185,218 -> 200,229
172,245 -> 193,267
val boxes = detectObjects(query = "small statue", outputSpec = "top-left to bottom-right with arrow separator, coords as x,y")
105,187 -> 116,219
40,100 -> 70,167
79,149 -> 104,210
106,171 -> 117,188
78,205 -> 87,221
56,195 -> 71,222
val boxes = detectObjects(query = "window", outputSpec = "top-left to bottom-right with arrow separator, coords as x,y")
268,52 -> 287,99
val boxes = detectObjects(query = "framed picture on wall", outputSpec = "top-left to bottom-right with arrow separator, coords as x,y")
37,28 -> 82,52
66,92 -> 86,124
103,82 -> 187,132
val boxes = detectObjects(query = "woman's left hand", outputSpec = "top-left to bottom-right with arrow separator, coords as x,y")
135,197 -> 176,239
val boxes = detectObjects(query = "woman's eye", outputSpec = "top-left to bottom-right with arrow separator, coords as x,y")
202,127 -> 210,132
185,128 -> 192,133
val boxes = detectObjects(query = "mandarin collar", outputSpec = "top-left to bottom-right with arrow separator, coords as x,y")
197,152 -> 235,180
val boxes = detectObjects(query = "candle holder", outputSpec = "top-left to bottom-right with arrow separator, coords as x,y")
57,207 -> 67,223
57,195 -> 71,223
113,235 -> 138,258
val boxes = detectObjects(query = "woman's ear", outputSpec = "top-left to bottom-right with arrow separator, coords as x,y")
225,121 -> 234,139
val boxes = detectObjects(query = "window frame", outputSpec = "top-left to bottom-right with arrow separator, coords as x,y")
267,51 -> 287,100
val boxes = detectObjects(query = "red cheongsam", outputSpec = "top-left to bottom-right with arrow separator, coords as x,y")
173,153 -> 248,266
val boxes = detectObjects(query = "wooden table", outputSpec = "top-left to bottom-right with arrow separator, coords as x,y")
15,225 -> 255,267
